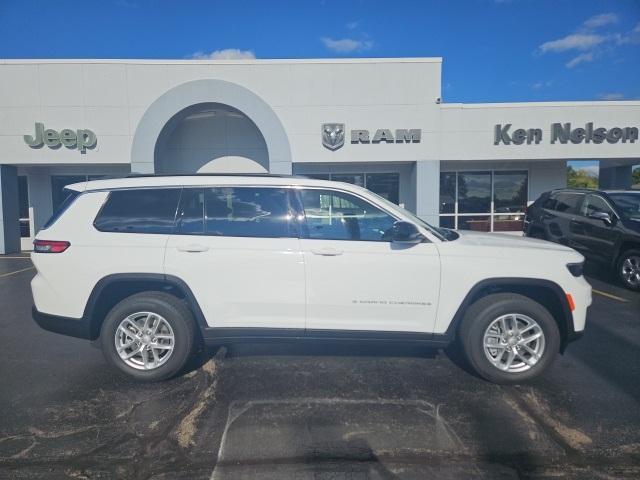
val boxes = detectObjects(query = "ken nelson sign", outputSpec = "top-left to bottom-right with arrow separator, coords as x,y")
24,122 -> 97,153
494,123 -> 638,145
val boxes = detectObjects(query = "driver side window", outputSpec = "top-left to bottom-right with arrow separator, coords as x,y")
300,189 -> 396,241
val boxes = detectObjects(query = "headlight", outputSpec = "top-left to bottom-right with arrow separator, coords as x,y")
567,262 -> 584,277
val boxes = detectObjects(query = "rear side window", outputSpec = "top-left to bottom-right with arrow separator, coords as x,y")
43,188 -> 80,229
94,188 -> 181,234
554,193 -> 583,214
176,187 -> 294,238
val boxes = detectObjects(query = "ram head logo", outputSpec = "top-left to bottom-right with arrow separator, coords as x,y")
322,123 -> 345,151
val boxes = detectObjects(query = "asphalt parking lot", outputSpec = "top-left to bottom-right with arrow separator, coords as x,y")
0,255 -> 638,479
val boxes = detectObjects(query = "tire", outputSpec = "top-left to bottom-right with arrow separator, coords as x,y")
458,293 -> 560,384
617,249 -> 640,292
100,291 -> 196,382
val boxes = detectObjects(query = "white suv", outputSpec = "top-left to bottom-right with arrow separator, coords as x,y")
31,175 -> 591,383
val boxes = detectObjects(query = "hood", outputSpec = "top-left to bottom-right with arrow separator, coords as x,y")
452,230 -> 577,253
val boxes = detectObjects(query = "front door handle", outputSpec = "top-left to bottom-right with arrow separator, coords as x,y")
177,244 -> 210,253
311,247 -> 343,256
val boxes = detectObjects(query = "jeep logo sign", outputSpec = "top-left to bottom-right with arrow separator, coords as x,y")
24,122 -> 97,153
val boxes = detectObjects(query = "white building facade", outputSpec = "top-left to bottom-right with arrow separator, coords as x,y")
1,57 -> 638,253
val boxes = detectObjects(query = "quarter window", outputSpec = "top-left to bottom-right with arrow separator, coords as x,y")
94,188 -> 181,234
300,189 -> 396,241
176,187 -> 294,238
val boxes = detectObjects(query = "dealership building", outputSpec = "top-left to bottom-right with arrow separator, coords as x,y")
1,57 -> 639,253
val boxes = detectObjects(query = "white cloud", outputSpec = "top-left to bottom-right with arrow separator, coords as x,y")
539,33 -> 605,53
321,37 -> 373,53
616,22 -> 640,45
566,52 -> 594,68
582,13 -> 619,29
346,21 -> 359,30
531,80 -> 553,90
597,92 -> 624,100
188,48 -> 256,60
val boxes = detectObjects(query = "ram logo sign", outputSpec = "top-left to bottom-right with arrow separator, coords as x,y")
322,124 -> 421,151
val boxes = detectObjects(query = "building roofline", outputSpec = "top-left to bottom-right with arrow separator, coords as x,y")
441,100 -> 640,108
0,57 -> 443,66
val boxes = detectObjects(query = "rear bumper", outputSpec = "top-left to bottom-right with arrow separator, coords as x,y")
32,306 -> 92,340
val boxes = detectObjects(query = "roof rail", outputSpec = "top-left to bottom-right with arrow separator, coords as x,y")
124,173 -> 308,179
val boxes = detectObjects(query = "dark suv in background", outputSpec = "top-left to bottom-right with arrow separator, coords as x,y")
524,189 -> 640,291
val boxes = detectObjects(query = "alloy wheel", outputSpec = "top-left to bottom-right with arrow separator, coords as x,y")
621,255 -> 640,288
483,313 -> 546,373
114,312 -> 175,370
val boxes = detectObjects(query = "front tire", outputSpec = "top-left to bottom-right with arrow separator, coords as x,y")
458,293 -> 560,384
100,292 -> 196,382
617,249 -> 640,291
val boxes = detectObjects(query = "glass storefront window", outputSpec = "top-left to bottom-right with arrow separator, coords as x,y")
302,172 -> 400,205
458,172 -> 491,214
493,214 -> 525,232
440,170 -> 529,232
458,215 -> 491,232
439,172 -> 456,214
18,176 -> 30,238
365,173 -> 399,204
331,174 -> 365,188
494,171 -> 527,213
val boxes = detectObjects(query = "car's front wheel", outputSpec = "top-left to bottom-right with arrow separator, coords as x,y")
100,292 -> 196,382
458,293 -> 560,384
617,249 -> 640,291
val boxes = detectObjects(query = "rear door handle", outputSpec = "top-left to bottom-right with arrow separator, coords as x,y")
177,244 -> 210,253
310,247 -> 343,256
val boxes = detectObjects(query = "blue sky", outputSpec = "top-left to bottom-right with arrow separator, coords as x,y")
1,0 -> 639,104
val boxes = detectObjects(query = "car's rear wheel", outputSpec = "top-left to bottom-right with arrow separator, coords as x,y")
617,249 -> 640,291
458,293 -> 560,384
100,292 -> 196,382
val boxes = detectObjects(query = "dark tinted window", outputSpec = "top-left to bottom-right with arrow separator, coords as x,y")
580,195 -> 613,217
300,189 -> 396,241
94,188 -> 181,233
458,172 -> 491,213
43,188 -> 80,229
177,187 -> 294,238
542,194 -> 557,210
494,171 -> 527,213
554,193 -> 583,214
609,193 -> 640,220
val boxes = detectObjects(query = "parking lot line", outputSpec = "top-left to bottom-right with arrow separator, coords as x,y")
592,289 -> 628,303
0,266 -> 35,278
0,256 -> 31,259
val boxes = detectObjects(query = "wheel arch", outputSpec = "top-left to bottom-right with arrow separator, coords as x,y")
445,278 -> 576,352
84,273 -> 207,340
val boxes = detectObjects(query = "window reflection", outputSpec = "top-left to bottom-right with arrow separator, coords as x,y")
458,172 -> 491,214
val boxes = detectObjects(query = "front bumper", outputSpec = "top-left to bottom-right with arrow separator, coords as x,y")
32,306 -> 92,340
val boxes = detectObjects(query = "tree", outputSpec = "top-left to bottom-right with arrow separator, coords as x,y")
567,165 -> 598,189
633,167 -> 640,189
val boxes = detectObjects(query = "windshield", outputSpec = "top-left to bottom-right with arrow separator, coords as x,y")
364,189 -> 457,241
609,193 -> 640,221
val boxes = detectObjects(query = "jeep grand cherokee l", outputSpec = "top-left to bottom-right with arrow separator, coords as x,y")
31,175 -> 591,384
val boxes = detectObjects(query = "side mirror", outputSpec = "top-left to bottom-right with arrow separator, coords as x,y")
588,211 -> 612,225
391,221 -> 425,244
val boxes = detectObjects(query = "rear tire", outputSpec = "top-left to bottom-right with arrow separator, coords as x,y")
617,249 -> 640,291
458,293 -> 560,384
100,292 -> 196,382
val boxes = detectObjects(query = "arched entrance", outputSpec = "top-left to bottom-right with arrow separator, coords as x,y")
154,103 -> 268,174
131,79 -> 292,174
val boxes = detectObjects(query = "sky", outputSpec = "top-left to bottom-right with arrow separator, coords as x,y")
0,0 -> 639,104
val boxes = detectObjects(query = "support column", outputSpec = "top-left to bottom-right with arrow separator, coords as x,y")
0,165 -> 20,254
27,169 -> 53,237
411,160 -> 440,226
599,160 -> 632,189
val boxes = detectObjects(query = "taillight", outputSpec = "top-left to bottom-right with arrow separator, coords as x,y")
33,240 -> 70,253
